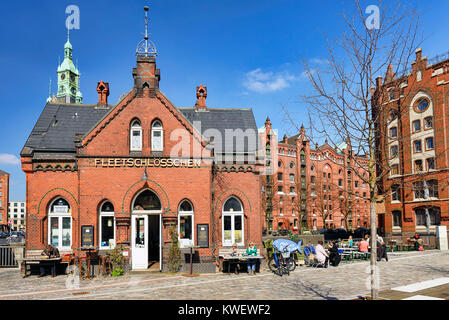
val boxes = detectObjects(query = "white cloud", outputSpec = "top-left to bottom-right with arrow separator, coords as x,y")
243,68 -> 300,93
310,58 -> 329,65
0,154 -> 20,165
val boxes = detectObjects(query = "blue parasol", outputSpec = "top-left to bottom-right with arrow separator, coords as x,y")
272,239 -> 302,255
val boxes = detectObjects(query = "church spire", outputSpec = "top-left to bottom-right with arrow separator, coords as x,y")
56,28 -> 82,104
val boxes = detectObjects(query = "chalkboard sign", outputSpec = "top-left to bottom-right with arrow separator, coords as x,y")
81,225 -> 94,247
197,224 -> 209,248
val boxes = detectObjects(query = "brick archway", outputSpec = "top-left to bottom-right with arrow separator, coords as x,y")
121,179 -> 169,214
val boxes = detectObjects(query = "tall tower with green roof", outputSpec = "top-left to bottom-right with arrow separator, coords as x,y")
56,30 -> 82,104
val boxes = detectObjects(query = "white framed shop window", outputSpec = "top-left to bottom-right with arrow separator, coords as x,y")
48,197 -> 72,249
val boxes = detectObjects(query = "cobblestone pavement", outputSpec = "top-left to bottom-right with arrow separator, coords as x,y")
0,250 -> 448,300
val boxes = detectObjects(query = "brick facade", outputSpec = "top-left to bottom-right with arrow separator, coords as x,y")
0,170 -> 9,224
21,52 -> 263,271
260,119 -> 371,233
374,48 -> 449,239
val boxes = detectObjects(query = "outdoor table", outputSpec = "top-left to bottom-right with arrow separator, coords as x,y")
222,254 -> 263,274
22,257 -> 61,278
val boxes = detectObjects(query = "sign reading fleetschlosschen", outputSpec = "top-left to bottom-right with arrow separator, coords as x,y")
94,158 -> 202,168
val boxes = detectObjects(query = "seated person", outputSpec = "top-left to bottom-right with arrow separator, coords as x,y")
358,238 -> 369,253
39,244 -> 60,277
246,241 -> 258,275
410,233 -> 422,250
348,235 -> 354,248
315,241 -> 329,267
328,241 -> 341,267
230,243 -> 239,274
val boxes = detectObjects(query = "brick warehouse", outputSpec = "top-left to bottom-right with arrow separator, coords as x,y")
374,48 -> 449,242
259,119 -> 370,233
20,10 -> 264,272
0,169 -> 9,224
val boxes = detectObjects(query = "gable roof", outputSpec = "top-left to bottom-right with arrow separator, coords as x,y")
22,101 -> 260,155
0,169 -> 9,175
178,107 -> 260,153
21,103 -> 111,155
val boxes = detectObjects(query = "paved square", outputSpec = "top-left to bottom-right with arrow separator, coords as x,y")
0,250 -> 447,300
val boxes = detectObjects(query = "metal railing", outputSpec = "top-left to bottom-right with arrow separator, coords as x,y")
0,246 -> 18,268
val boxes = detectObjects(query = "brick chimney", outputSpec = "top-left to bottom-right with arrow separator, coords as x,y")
96,80 -> 109,105
195,84 -> 207,110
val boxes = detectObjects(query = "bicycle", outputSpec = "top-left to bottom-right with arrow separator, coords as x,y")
268,247 -> 295,276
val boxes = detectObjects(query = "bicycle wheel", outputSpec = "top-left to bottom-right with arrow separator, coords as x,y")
287,258 -> 296,272
267,257 -> 278,272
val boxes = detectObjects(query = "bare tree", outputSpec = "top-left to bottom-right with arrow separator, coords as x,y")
309,173 -> 339,229
285,0 -> 421,299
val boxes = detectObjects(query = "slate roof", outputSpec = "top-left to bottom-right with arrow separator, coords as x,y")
0,169 -> 9,175
22,103 -> 260,155
21,103 -> 111,154
178,108 -> 260,153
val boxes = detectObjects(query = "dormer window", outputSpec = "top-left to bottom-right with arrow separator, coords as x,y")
130,120 -> 142,151
151,120 -> 163,152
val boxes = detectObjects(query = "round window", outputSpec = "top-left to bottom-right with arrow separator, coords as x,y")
389,110 -> 397,121
290,162 -> 294,169
417,99 -> 429,112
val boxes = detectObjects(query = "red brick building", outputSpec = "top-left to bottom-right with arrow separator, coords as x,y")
0,169 -> 9,224
374,48 -> 449,239
260,119 -> 371,233
21,14 -> 263,272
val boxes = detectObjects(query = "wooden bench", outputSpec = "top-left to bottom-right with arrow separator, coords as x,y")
218,248 -> 262,274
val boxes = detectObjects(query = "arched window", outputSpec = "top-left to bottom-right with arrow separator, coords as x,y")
222,197 -> 244,246
151,120 -> 163,152
130,119 -> 142,151
48,197 -> 72,249
99,201 -> 115,249
178,200 -> 194,248
133,190 -> 161,212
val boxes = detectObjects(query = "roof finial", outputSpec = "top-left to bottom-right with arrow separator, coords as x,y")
136,6 -> 157,56
46,78 -> 52,103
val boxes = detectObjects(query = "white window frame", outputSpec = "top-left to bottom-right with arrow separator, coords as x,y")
151,120 -> 163,152
222,197 -> 244,247
99,201 -> 116,249
178,200 -> 194,248
48,198 -> 72,250
130,120 -> 142,151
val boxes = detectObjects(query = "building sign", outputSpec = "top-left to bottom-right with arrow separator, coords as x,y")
81,225 -> 94,247
93,158 -> 201,168
197,224 -> 209,248
53,205 -> 69,213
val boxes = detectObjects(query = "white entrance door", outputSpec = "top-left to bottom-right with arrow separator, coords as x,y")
132,215 -> 148,269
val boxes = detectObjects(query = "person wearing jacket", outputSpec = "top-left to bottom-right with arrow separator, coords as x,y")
246,241 -> 258,275
328,241 -> 341,267
315,240 -> 329,267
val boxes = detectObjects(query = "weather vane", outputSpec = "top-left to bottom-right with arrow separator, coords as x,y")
136,5 -> 158,56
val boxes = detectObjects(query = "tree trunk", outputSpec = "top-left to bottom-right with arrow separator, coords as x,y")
370,200 -> 378,299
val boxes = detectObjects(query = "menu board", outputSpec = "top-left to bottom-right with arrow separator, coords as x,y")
81,225 -> 94,247
197,224 -> 209,248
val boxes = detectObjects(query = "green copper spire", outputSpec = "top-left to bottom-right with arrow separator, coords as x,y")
56,28 -> 82,104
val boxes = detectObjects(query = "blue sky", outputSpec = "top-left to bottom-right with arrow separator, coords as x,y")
1,0 -> 449,200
